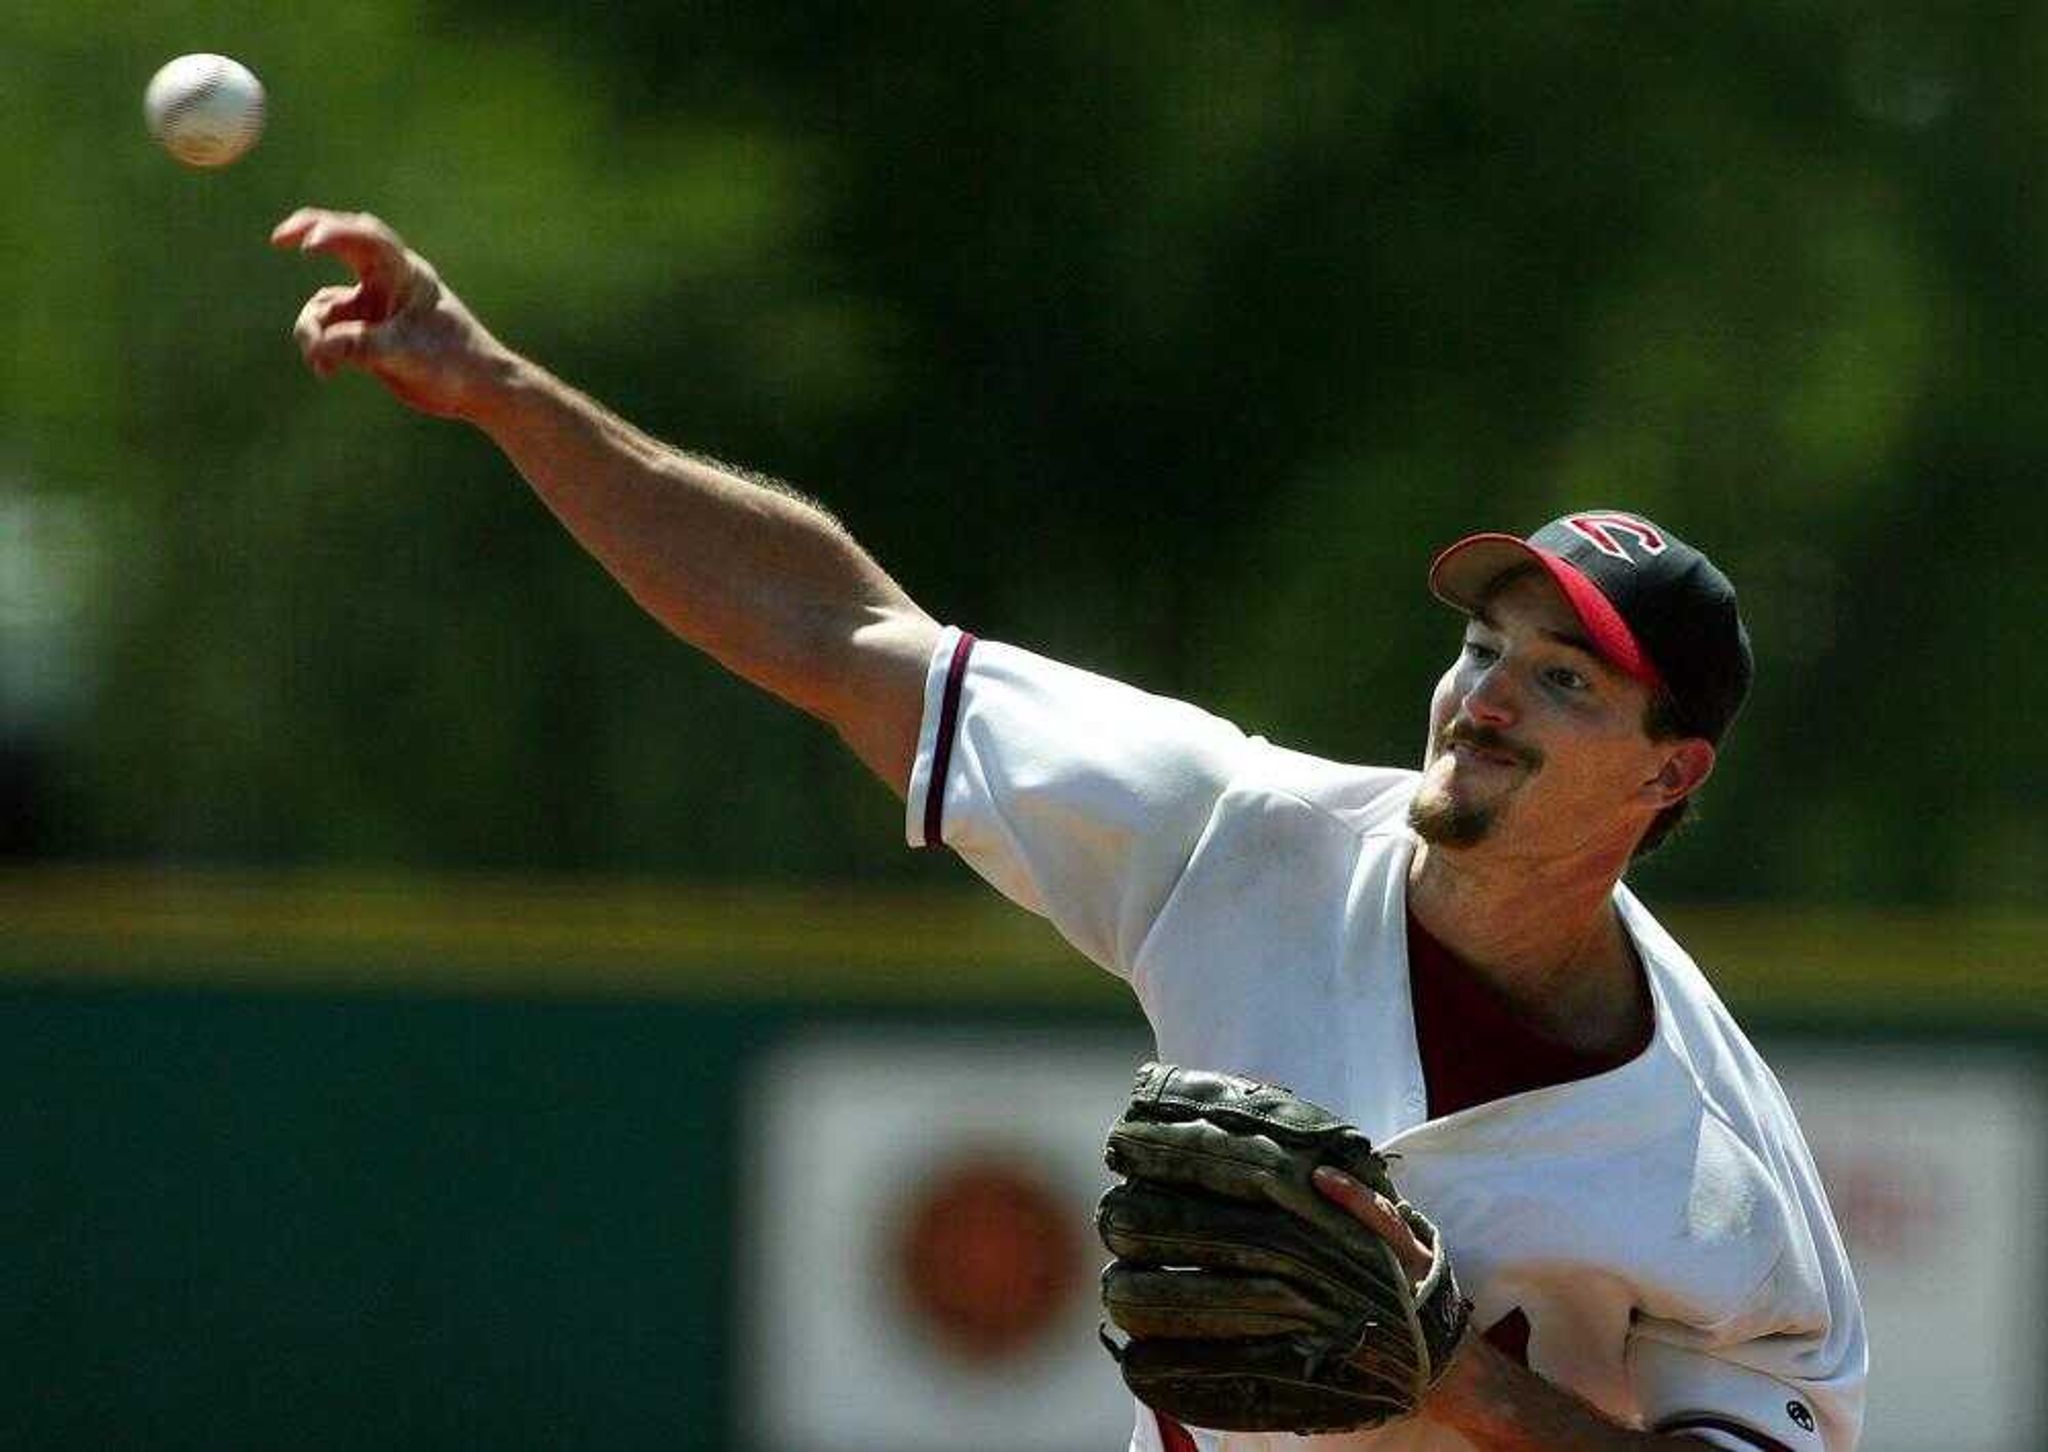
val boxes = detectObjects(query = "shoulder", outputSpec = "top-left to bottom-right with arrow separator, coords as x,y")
1153,751 -> 1418,915
949,633 -> 1422,829
943,636 -> 1261,781
1222,744 -> 1421,836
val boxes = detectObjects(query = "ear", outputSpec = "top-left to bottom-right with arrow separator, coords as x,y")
1642,738 -> 1715,808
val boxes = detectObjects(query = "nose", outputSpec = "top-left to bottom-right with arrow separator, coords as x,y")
1461,660 -> 1518,727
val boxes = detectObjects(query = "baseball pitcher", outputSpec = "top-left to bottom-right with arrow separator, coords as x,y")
277,208 -> 1866,1452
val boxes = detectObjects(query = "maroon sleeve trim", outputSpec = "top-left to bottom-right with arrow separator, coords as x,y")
1656,1414 -> 1797,1452
920,631 -> 977,848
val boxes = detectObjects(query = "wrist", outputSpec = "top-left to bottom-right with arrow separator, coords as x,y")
458,345 -> 542,432
1421,1334 -> 1510,1435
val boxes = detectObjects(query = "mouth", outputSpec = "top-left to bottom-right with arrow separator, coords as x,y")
1448,741 -> 1524,769
1436,726 -> 1541,774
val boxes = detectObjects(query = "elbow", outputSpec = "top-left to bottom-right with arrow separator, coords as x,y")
812,605 -> 943,793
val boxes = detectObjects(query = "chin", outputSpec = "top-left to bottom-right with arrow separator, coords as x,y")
1407,783 -> 1497,849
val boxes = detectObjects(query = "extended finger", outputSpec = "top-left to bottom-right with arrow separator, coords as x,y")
272,209 -> 411,297
269,207 -> 331,248
271,206 -> 404,257
1313,1168 -> 1432,1283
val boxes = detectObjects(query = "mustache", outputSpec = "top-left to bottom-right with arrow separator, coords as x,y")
1438,720 -> 1543,770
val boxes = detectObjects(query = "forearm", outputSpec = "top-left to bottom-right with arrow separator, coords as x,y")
275,207 -> 940,787
468,358 -> 938,784
1424,1339 -> 1709,1452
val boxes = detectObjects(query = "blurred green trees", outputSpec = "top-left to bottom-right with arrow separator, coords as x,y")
0,4 -> 2038,904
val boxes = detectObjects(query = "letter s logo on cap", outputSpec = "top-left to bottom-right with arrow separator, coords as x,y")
1567,513 -> 1667,563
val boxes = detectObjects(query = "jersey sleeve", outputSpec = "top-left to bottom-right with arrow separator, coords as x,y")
904,628 -> 1259,978
1626,1228 -> 1868,1452
1630,1336 -> 1861,1452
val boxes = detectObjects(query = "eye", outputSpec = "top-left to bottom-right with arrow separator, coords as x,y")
1462,639 -> 1499,665
1545,665 -> 1592,692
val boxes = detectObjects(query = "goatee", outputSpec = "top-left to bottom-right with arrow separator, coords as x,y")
1408,720 -> 1540,847
1407,789 -> 1495,848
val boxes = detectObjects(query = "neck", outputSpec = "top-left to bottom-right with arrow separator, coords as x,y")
1406,837 -> 1646,1054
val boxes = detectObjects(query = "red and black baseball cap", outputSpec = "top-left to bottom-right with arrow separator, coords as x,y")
1428,511 -> 1754,744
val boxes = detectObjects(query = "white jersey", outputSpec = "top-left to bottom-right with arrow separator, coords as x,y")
905,630 -> 1866,1452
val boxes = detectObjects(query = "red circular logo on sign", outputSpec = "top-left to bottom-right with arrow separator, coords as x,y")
891,1154 -> 1085,1363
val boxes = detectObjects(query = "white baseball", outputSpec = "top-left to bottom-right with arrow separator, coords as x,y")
144,54 -> 266,169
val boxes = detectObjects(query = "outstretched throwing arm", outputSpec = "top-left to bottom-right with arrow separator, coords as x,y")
272,208 -> 940,792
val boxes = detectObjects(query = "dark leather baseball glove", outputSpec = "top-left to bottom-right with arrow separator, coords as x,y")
1096,1061 -> 1472,1435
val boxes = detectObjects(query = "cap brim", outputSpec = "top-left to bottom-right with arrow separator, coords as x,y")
1428,533 -> 1662,687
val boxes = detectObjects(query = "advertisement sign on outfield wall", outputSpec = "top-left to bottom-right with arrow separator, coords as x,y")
743,1033 -> 1151,1451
